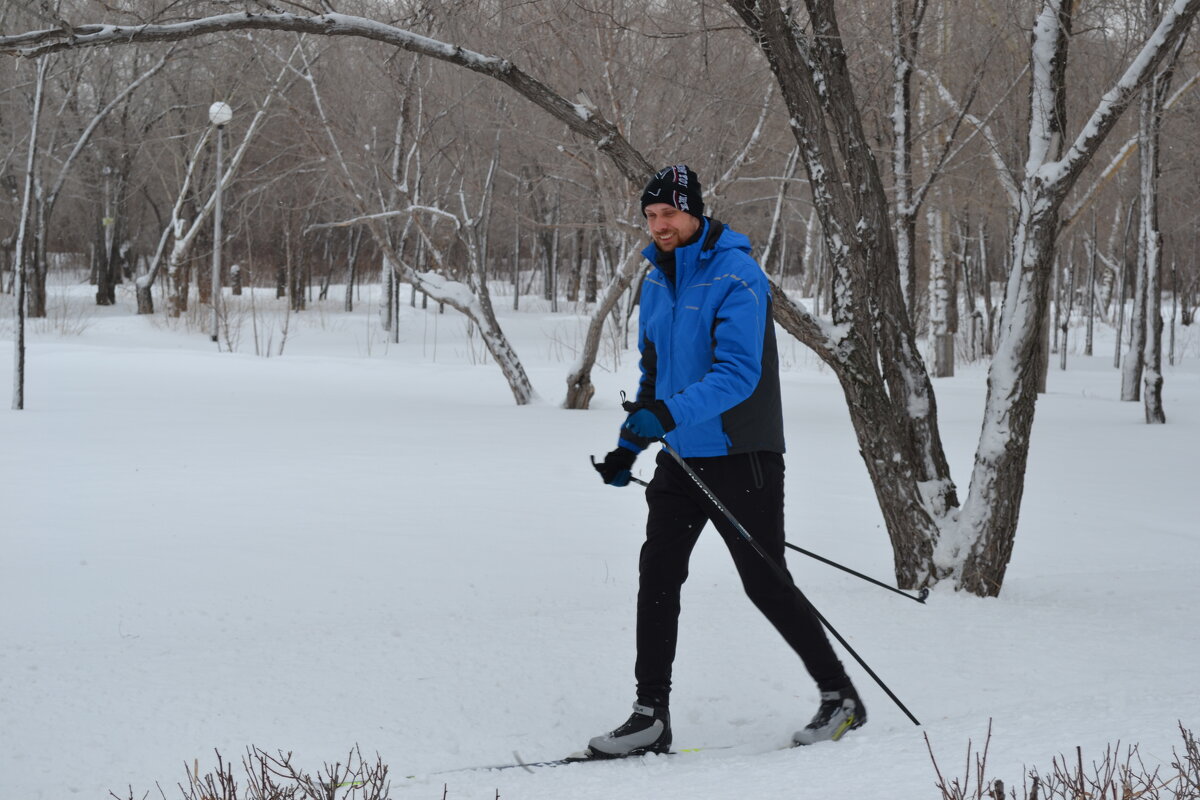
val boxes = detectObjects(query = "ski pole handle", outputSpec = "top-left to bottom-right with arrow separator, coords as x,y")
590,455 -> 649,487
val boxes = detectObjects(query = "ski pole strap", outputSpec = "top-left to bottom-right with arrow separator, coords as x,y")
656,439 -> 921,727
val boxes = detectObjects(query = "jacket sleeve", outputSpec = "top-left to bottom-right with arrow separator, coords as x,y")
616,299 -> 660,453
662,263 -> 767,428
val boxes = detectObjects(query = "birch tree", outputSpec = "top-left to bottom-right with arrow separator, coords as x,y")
926,193 -> 955,376
11,56 -> 46,410
890,0 -> 927,314
1133,0 -> 1185,423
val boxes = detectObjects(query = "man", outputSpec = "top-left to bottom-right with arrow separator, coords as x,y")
589,164 -> 866,757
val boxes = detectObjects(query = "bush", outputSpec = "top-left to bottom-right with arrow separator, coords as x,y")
111,745 -> 389,800
927,721 -> 1200,800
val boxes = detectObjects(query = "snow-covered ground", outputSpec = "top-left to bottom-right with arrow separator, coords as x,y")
2,281 -> 1197,800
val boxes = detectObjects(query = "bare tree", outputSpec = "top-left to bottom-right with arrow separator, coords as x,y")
11,56 -> 46,410
1134,0 -> 1185,423
953,0 -> 1196,594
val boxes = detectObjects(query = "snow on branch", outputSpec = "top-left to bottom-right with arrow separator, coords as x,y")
1062,69 -> 1200,230
1038,0 -> 1200,190
413,270 -> 479,311
303,209 -> 408,233
0,10 -> 654,185
0,13 -> 504,68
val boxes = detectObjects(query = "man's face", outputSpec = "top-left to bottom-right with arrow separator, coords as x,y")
644,203 -> 701,252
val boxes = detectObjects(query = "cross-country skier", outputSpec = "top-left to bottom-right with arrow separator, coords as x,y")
589,164 -> 866,757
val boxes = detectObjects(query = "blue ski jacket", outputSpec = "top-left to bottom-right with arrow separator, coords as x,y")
621,217 -> 784,458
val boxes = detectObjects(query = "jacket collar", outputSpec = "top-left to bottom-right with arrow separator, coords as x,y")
642,217 -> 726,273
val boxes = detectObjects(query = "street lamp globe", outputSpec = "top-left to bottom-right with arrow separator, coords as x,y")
208,101 -> 233,127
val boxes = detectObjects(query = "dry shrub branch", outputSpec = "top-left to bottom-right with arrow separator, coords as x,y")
110,745 -> 389,800
928,722 -> 1200,800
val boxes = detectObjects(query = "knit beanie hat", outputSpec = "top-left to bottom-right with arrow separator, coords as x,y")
640,164 -> 704,219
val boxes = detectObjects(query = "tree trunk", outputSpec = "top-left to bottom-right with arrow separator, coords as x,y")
1059,248 -> 1076,371
1114,204 -> 1134,368
511,217 -> 521,311
26,194 -> 48,319
927,203 -> 954,377
1085,218 -> 1097,356
955,0 -> 1072,596
1139,52 -> 1169,423
727,0 -> 958,588
956,206 -> 1058,596
979,222 -> 996,357
1167,262 -> 1177,366
380,255 -> 394,332
585,236 -> 599,304
890,0 -> 923,314
95,205 -> 117,306
564,246 -> 641,409
343,229 -> 360,313
1123,214 -> 1148,398
171,255 -> 190,315
12,57 -> 46,410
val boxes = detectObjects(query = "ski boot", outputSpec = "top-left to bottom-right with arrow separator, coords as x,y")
587,703 -> 672,758
792,684 -> 866,746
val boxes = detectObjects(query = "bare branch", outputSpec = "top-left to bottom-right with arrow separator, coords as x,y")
919,64 -> 1025,207
0,10 -> 654,183
1040,0 -> 1200,195
1062,69 -> 1200,231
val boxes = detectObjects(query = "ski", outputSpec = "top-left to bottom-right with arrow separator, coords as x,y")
443,750 -> 594,774
410,746 -> 721,778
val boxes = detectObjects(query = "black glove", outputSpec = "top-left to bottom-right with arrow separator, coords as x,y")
593,446 -> 638,487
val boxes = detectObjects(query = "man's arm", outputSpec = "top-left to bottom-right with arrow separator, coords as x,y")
662,267 -> 767,427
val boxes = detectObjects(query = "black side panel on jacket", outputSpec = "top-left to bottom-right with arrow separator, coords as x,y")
720,297 -> 785,454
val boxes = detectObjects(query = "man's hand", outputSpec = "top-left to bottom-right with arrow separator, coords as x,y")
593,447 -> 638,487
621,400 -> 676,440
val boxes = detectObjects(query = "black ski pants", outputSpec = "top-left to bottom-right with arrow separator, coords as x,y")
634,449 -> 847,709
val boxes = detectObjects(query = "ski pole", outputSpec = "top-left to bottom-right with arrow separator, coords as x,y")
657,438 -> 921,727
784,542 -> 929,604
594,457 -> 926,602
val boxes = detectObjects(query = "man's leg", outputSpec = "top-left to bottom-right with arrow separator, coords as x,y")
633,451 -> 708,708
696,452 -> 849,692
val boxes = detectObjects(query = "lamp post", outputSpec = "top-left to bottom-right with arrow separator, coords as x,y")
208,101 -> 233,344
